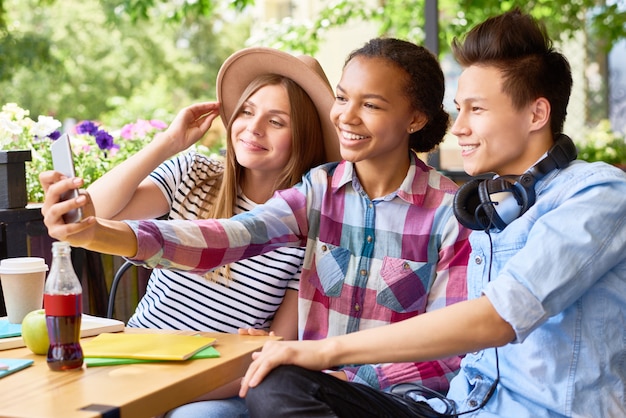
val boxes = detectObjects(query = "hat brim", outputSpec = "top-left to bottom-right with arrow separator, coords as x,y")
216,47 -> 340,162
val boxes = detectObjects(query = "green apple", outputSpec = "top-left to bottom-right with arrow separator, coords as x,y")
21,309 -> 49,355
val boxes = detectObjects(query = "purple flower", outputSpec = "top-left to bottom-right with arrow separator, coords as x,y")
76,120 -> 99,135
94,129 -> 114,150
48,130 -> 61,140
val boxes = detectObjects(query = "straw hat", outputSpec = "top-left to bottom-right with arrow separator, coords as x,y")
216,47 -> 340,162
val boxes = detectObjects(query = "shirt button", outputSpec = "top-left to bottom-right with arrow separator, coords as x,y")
321,245 -> 327,252
360,269 -> 367,276
403,262 -> 410,270
468,400 -> 478,407
367,236 -> 373,243
354,303 -> 360,312
474,256 -> 483,265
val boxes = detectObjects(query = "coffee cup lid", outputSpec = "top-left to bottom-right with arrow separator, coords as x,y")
0,257 -> 48,274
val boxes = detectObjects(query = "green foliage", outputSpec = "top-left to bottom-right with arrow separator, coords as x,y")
0,32 -> 54,82
0,0 -> 255,26
0,0 -> 250,126
450,0 -> 626,53
589,3 -> 626,50
248,0 -> 626,56
102,0 -> 252,23
0,0 -> 247,201
247,0 -> 428,55
575,119 -> 626,165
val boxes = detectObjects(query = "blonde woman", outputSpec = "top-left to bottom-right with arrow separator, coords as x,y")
41,47 -> 339,416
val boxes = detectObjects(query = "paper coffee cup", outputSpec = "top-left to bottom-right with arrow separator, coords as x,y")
0,257 -> 48,324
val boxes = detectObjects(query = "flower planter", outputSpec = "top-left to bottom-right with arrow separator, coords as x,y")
0,149 -> 32,209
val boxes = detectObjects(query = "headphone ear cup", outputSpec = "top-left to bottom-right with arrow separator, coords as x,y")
477,180 -> 507,230
479,178 -> 527,230
515,173 -> 536,212
454,179 -> 488,230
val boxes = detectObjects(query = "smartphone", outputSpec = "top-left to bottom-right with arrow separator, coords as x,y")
50,133 -> 83,223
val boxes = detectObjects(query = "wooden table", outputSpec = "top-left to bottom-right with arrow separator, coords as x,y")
0,328 -> 280,418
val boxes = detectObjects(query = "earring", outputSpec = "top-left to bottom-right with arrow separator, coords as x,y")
408,127 -> 414,133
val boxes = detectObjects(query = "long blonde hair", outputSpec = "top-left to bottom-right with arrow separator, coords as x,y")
197,74 -> 327,281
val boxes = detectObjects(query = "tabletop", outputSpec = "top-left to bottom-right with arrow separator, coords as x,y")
0,328 -> 280,418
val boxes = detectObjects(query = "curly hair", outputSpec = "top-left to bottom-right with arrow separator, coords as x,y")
346,38 -> 450,153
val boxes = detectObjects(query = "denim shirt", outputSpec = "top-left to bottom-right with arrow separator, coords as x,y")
445,160 -> 626,417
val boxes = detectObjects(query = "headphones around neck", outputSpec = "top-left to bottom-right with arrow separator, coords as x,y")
453,134 -> 578,231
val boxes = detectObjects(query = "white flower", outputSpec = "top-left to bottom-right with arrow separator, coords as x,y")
31,115 -> 62,138
1,103 -> 29,121
0,115 -> 25,148
0,115 -> 24,135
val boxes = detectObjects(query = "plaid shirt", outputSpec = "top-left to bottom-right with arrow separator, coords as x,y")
128,151 -> 471,391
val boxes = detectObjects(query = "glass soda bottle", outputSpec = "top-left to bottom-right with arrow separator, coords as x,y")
44,241 -> 83,371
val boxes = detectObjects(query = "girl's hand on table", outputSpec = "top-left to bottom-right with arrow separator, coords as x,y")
237,328 -> 276,337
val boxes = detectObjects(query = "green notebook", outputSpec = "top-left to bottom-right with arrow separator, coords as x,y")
84,345 -> 220,367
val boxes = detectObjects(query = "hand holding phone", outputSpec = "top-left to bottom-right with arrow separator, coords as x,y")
50,133 -> 83,223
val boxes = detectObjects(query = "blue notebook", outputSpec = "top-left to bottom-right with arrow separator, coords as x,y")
0,320 -> 22,339
0,358 -> 34,378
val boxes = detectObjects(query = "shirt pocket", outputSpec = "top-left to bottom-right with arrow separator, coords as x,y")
310,240 -> 351,297
377,257 -> 431,313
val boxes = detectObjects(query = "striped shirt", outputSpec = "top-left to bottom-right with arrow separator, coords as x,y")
126,152 -> 302,333
127,151 -> 471,391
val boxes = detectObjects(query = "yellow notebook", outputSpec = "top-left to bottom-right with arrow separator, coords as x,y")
82,333 -> 217,361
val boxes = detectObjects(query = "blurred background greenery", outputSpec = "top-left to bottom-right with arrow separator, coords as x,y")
0,0 -> 253,127
1,0 -> 625,164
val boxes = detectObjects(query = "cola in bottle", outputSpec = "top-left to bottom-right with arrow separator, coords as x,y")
44,241 -> 83,371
